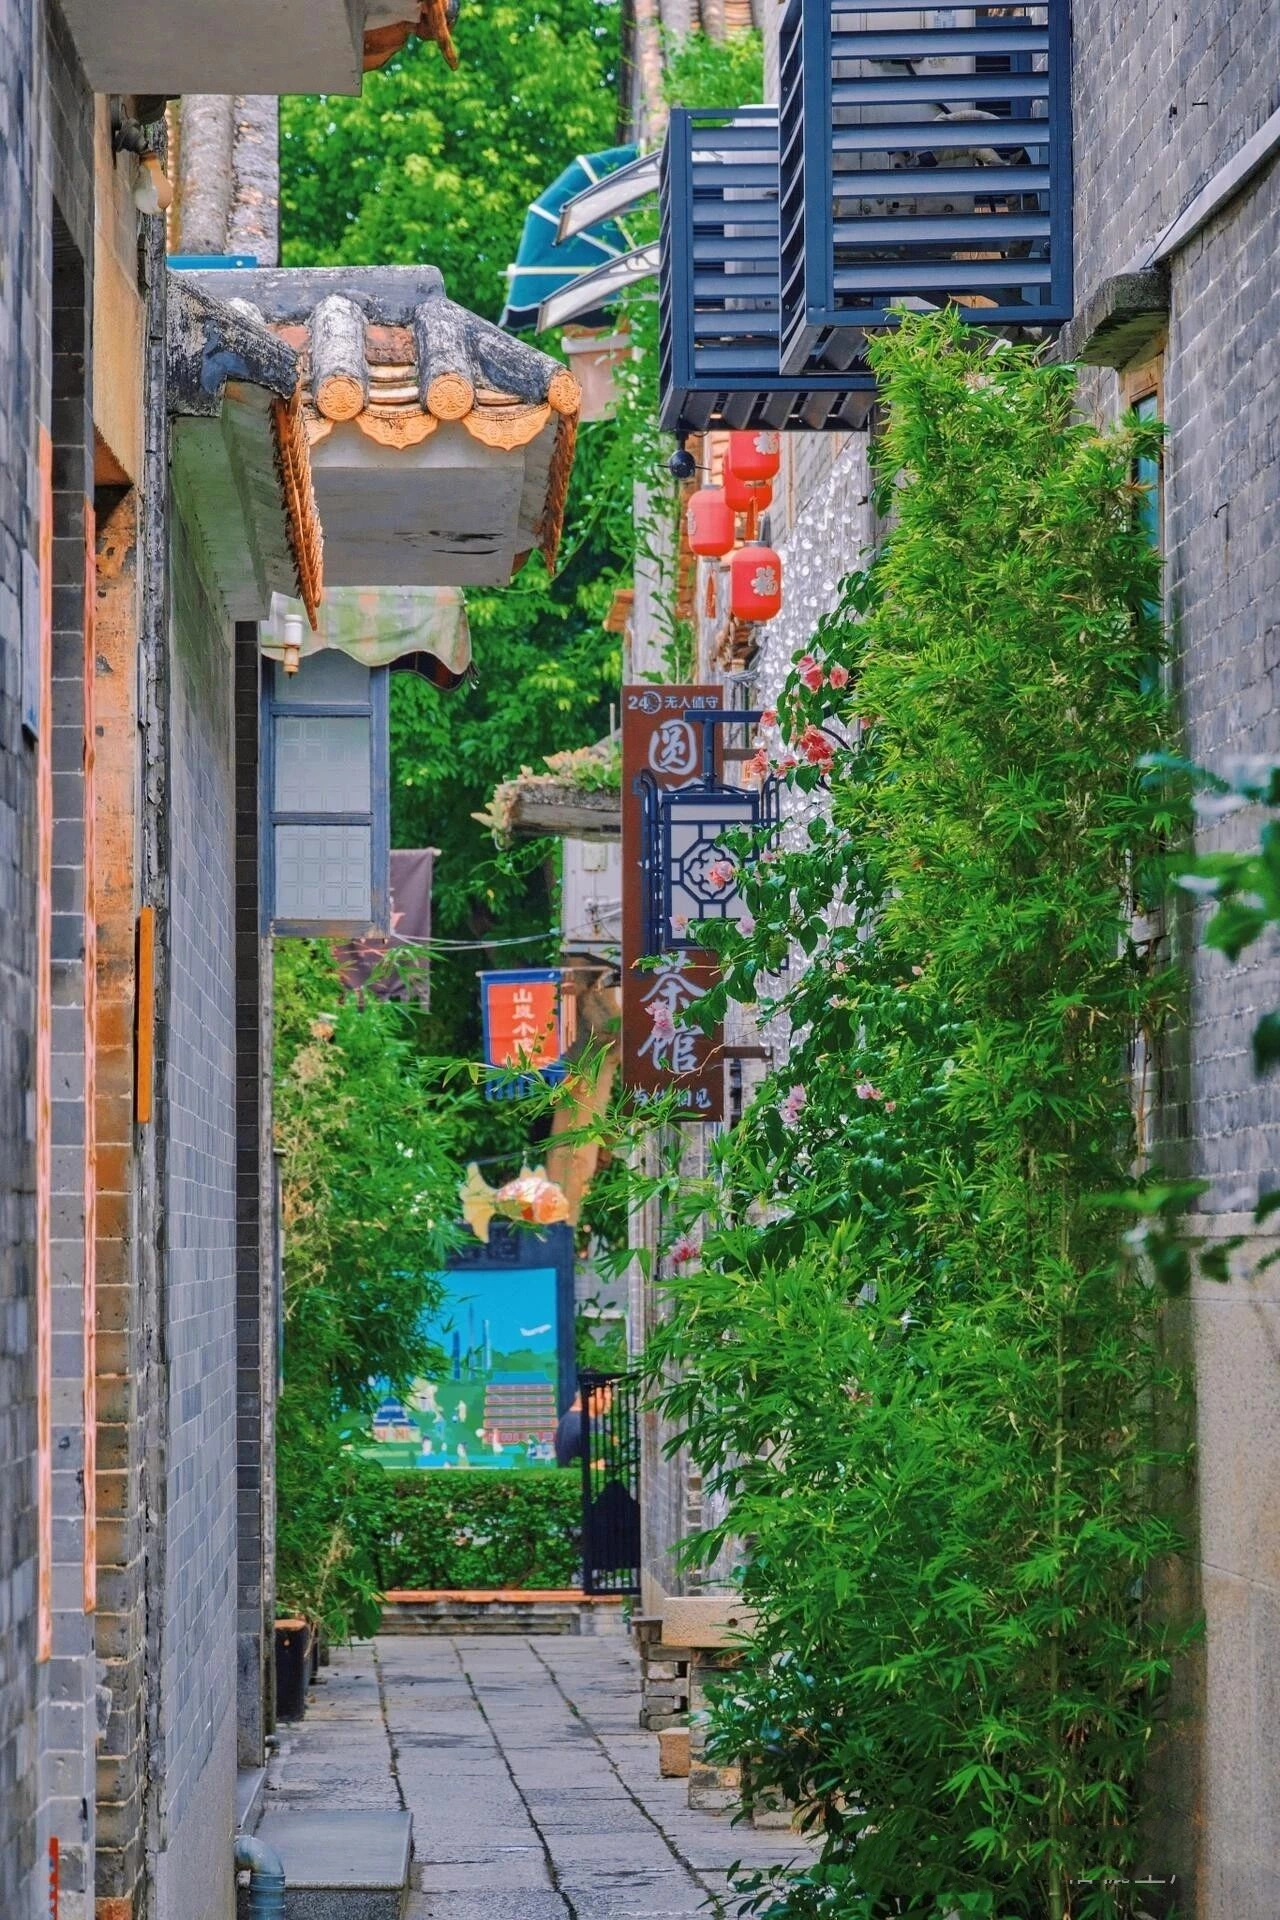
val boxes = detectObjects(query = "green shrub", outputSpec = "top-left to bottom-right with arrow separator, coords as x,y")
645,313 -> 1193,1920
349,1468 -> 583,1591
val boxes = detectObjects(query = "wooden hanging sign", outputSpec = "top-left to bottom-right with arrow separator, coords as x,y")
620,684 -> 725,1123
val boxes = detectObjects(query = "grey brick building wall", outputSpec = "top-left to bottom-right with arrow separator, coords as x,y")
150,508 -> 239,1920
47,195 -> 98,1920
234,627 -> 276,1767
0,2 -> 101,1913
0,0 -> 46,1910
1068,5 -> 1280,1912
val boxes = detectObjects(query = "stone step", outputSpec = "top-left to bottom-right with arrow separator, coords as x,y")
238,1810 -> 412,1920
380,1588 -> 628,1636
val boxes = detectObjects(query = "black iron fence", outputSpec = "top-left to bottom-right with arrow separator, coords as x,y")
578,1369 -> 642,1597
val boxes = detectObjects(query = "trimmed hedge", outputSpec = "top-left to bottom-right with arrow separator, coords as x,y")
350,1467 -> 582,1591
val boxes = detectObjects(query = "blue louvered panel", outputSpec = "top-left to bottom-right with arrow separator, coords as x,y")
778,1 -> 1072,376
658,107 -> 876,435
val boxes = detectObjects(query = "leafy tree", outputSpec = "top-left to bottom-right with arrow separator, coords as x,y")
280,0 -> 622,319
643,315 -> 1193,1920
273,940 -> 475,1634
390,415 -> 626,1055
280,11 -> 630,1056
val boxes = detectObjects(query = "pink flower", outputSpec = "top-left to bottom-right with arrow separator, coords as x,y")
707,857 -> 736,890
829,664 -> 850,690
799,724 -> 834,768
746,747 -> 771,781
671,913 -> 690,936
911,964 -> 924,977
649,1001 -> 675,1037
780,1084 -> 807,1128
777,752 -> 798,774
760,708 -> 778,727
855,1081 -> 883,1102
670,1235 -> 698,1266
797,653 -> 824,693
738,912 -> 756,937
885,1100 -> 897,1112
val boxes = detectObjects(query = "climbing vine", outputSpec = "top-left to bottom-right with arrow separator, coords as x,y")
645,314 -> 1193,1920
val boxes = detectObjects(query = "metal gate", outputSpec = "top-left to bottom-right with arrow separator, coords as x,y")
579,1369 -> 642,1596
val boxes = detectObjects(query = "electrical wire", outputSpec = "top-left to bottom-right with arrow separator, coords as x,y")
423,929 -> 562,951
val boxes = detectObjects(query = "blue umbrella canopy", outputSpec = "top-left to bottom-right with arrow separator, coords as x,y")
501,145 -> 639,333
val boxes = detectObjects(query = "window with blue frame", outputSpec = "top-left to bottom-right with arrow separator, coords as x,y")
1133,390 -> 1163,552
263,649 -> 390,936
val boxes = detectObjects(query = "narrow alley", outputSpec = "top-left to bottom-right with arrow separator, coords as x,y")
252,1634 -> 817,1919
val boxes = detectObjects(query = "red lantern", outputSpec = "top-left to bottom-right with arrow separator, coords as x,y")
686,486 -> 735,558
723,466 -> 772,514
730,540 -> 783,622
726,429 -> 781,485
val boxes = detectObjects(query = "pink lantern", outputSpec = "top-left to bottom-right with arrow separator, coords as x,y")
723,467 -> 773,514
730,540 -> 783,622
726,429 -> 781,485
686,486 -> 735,558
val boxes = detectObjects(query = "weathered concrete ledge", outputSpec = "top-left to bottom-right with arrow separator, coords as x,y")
660,1593 -> 758,1648
1054,269 -> 1169,371
380,1588 -> 628,1636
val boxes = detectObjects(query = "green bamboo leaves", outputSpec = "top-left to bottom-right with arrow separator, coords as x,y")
650,314 -> 1192,1920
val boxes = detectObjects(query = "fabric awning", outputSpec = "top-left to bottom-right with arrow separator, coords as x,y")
265,585 -> 471,687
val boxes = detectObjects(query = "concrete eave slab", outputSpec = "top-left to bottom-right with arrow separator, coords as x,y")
1055,270 -> 1169,371
60,0 -> 366,95
660,1594 -> 758,1649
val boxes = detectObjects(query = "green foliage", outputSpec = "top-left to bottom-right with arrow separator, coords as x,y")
280,17 -> 630,1059
662,27 -> 763,108
273,941 -> 475,1635
644,315 -> 1192,1920
280,0 -> 621,319
346,1467 -> 582,1590
1162,755 -> 1280,1070
389,448 -> 624,1054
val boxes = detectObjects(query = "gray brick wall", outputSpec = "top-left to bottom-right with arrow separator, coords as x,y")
234,627 -> 276,1766
46,198 -> 97,1920
150,507 -> 239,1920
1070,6 -> 1280,1913
0,0 -> 45,1911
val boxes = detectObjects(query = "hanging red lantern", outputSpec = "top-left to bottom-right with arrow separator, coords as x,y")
730,539 -> 783,622
726,429 -> 781,485
723,466 -> 772,514
686,486 -> 735,558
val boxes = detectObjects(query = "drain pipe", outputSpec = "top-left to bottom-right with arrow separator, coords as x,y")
235,1834 -> 286,1920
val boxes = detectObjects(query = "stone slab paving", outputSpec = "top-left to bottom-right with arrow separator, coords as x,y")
258,1632 -> 819,1920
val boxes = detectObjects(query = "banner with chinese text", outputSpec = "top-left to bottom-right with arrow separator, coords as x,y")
480,968 -> 567,1099
621,685 -> 725,1122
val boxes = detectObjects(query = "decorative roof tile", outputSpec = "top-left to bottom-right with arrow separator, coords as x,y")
185,267 -> 582,585
167,277 -> 323,624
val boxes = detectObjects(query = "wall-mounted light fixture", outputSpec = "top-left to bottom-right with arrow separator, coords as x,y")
281,613 -> 304,676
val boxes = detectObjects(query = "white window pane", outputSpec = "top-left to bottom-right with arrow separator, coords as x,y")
274,714 -> 371,814
275,651 -> 370,705
275,825 -> 372,922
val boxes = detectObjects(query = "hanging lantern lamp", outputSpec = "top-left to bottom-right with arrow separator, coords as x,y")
723,466 -> 773,514
726,429 -> 781,485
686,486 -> 735,558
730,538 -> 783,622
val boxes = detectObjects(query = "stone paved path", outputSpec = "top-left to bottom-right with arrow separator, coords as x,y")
260,1633 -> 818,1920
